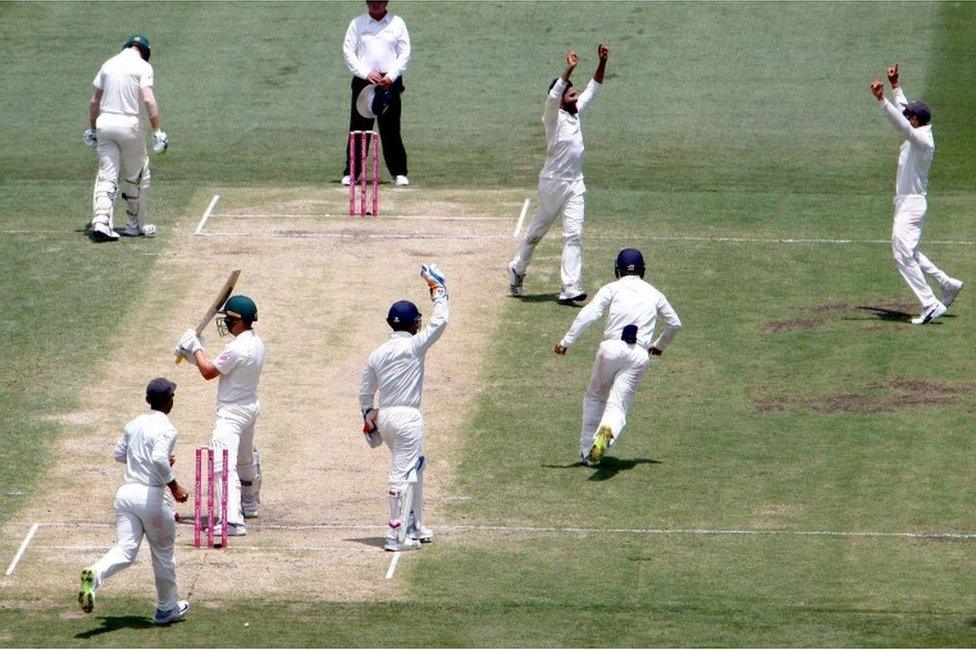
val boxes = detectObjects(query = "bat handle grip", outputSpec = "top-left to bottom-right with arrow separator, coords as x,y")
174,355 -> 184,365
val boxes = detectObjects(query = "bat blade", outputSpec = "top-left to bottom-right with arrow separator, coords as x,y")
175,269 -> 242,364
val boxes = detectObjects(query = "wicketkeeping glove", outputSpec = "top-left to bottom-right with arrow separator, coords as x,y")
152,130 -> 168,154
83,129 -> 97,149
362,408 -> 382,448
420,264 -> 448,300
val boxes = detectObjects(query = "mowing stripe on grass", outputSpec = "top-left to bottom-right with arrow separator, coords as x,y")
4,523 -> 39,576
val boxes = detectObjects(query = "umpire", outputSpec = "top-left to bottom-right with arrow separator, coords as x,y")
341,0 -> 411,187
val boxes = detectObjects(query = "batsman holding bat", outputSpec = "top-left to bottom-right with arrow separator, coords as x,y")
360,264 -> 448,551
174,294 -> 265,535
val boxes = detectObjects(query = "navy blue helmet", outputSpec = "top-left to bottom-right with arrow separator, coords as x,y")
387,300 -> 421,331
614,248 -> 645,278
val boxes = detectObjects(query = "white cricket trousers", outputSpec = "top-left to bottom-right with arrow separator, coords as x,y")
579,339 -> 650,457
90,483 -> 179,612
378,406 -> 424,489
891,194 -> 951,308
92,113 -> 150,230
511,177 -> 587,289
211,398 -> 260,526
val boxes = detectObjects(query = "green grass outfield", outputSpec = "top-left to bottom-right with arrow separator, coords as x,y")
2,1 -> 976,646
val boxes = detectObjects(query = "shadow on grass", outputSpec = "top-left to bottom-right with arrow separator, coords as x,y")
542,456 -> 661,481
849,305 -> 955,324
512,293 -> 561,304
75,615 -> 155,639
345,536 -> 387,549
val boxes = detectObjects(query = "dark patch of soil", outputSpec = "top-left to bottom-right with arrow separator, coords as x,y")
761,317 -> 823,333
755,377 -> 970,414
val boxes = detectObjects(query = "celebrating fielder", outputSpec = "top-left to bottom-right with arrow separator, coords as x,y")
555,249 -> 681,465
174,295 -> 265,535
360,265 -> 448,551
870,64 -> 962,325
78,378 -> 189,625
508,44 -> 609,304
85,35 -> 168,242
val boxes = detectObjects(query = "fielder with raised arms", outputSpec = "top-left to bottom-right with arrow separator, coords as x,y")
870,63 -> 962,325
360,265 -> 448,551
508,44 -> 609,304
555,249 -> 681,465
78,377 -> 189,625
174,295 -> 265,535
84,34 -> 168,242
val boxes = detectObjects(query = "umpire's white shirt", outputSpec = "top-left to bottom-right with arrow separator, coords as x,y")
360,296 -> 448,410
539,77 -> 601,182
881,88 -> 934,197
343,12 -> 411,81
93,48 -> 154,117
560,276 -> 682,351
214,330 -> 265,405
113,410 -> 177,487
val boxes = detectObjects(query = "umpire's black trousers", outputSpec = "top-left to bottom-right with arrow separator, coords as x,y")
343,75 -> 408,178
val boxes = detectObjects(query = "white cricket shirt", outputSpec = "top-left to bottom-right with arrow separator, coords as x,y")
881,88 -> 934,197
343,12 -> 411,81
560,275 -> 682,351
93,48 -> 154,116
113,410 -> 178,487
213,329 -> 265,405
539,77 -> 601,182
359,296 -> 448,411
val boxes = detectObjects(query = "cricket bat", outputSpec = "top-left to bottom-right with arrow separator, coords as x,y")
175,269 -> 242,364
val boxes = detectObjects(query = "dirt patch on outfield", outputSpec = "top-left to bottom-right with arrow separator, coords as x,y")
761,317 -> 823,333
762,299 -> 922,332
0,186 -> 525,603
755,378 -> 970,414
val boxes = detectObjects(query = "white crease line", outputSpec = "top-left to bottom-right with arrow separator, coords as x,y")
218,213 -> 509,222
5,523 -> 39,576
193,194 -> 220,235
18,520 -> 976,540
513,198 -> 530,238
385,551 -> 401,579
194,230 -> 976,245
32,544 -> 378,553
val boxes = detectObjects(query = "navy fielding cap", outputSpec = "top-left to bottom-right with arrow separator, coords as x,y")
146,377 -> 176,403
903,101 -> 932,126
387,300 -> 421,329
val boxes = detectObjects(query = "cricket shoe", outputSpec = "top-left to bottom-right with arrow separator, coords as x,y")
78,567 -> 96,614
153,600 -> 189,625
589,426 -> 613,463
557,285 -> 587,305
507,263 -> 525,297
394,175 -> 410,186
911,301 -> 947,325
407,523 -> 434,543
122,223 -> 156,237
580,452 -> 598,467
242,494 -> 259,518
941,279 -> 964,308
384,536 -> 422,552
226,522 -> 247,536
91,222 -> 119,241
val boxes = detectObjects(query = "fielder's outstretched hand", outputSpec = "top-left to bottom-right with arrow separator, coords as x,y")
421,264 -> 448,300
597,44 -> 609,61
554,343 -> 568,355
887,63 -> 899,87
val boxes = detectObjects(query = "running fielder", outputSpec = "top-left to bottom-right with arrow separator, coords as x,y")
85,35 -> 168,241
174,295 -> 265,535
870,63 -> 962,324
555,249 -> 681,465
508,44 -> 609,304
360,265 -> 448,551
78,377 -> 190,625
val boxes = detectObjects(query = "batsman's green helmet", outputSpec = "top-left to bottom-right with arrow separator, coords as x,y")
222,295 -> 258,323
123,34 -> 151,61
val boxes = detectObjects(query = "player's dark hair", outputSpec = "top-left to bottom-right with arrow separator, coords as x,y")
548,77 -> 573,93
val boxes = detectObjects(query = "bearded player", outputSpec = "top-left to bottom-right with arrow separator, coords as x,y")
555,249 -> 681,465
174,295 -> 265,535
508,44 -> 609,304
360,265 -> 448,551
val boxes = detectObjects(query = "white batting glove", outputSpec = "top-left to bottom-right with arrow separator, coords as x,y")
152,130 -> 168,154
83,129 -> 97,149
420,264 -> 448,300
178,328 -> 203,355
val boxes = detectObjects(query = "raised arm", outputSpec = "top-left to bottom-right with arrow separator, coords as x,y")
545,50 -> 579,123
412,265 -> 449,355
